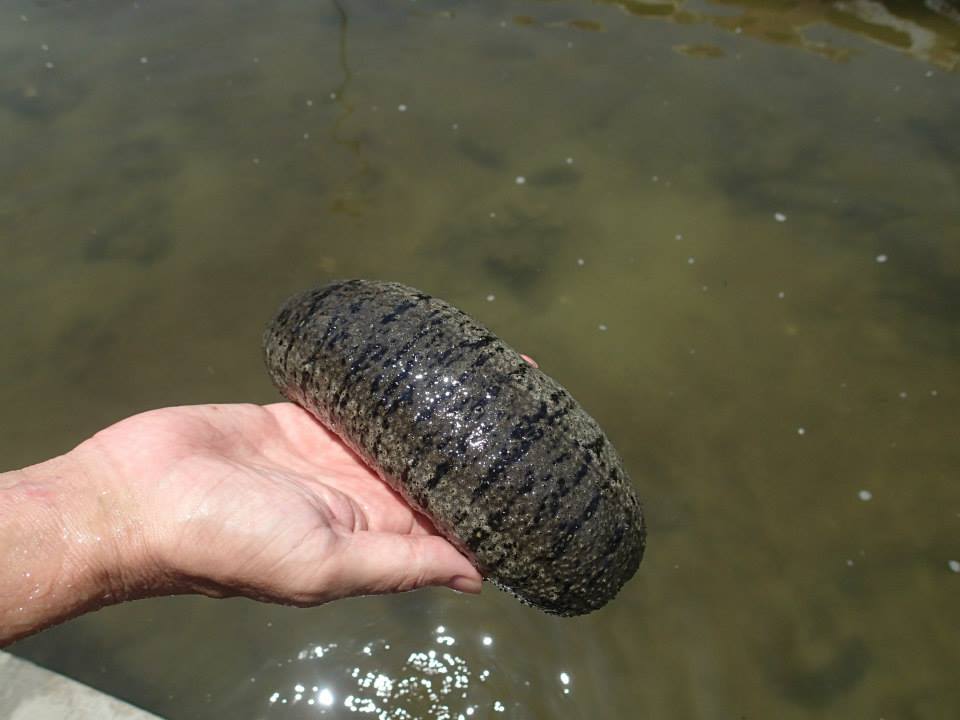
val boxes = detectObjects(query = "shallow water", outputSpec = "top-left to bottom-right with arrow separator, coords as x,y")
2,0 -> 959,717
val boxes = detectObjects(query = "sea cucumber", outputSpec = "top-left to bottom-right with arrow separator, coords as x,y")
263,279 -> 645,615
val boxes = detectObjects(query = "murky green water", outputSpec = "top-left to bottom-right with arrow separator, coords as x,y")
3,0 -> 959,717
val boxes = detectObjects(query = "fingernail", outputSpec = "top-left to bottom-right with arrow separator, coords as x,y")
447,575 -> 483,594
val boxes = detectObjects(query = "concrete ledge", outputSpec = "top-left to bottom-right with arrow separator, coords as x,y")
0,651 -> 163,720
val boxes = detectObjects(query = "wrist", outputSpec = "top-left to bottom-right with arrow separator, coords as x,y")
0,443 -> 159,645
76,436 -> 162,583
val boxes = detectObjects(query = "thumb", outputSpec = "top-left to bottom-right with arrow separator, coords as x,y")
328,532 -> 483,598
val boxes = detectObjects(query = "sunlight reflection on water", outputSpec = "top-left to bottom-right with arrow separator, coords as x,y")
256,622 -> 574,719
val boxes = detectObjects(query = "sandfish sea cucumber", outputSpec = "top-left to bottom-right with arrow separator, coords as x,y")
263,279 -> 645,615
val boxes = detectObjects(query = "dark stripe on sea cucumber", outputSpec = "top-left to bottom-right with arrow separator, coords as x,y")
426,461 -> 452,490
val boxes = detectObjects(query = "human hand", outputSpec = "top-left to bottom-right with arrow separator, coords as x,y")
2,402 -> 481,645
82,402 -> 482,606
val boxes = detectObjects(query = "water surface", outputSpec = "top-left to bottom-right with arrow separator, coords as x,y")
3,1 -> 959,718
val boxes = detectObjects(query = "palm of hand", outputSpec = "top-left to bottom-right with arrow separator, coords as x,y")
89,403 -> 479,605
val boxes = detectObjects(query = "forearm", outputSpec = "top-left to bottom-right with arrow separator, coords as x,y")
0,447 -> 152,646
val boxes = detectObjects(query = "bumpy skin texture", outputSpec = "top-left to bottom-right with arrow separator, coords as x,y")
263,279 -> 645,615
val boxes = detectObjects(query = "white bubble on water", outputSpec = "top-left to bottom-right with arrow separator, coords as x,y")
398,103 -> 408,112
515,176 -> 526,185
687,256 -> 695,265
774,212 -> 787,222
858,490 -> 873,502
949,560 -> 960,573
485,294 -> 495,302
797,427 -> 806,435
876,253 -> 888,263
